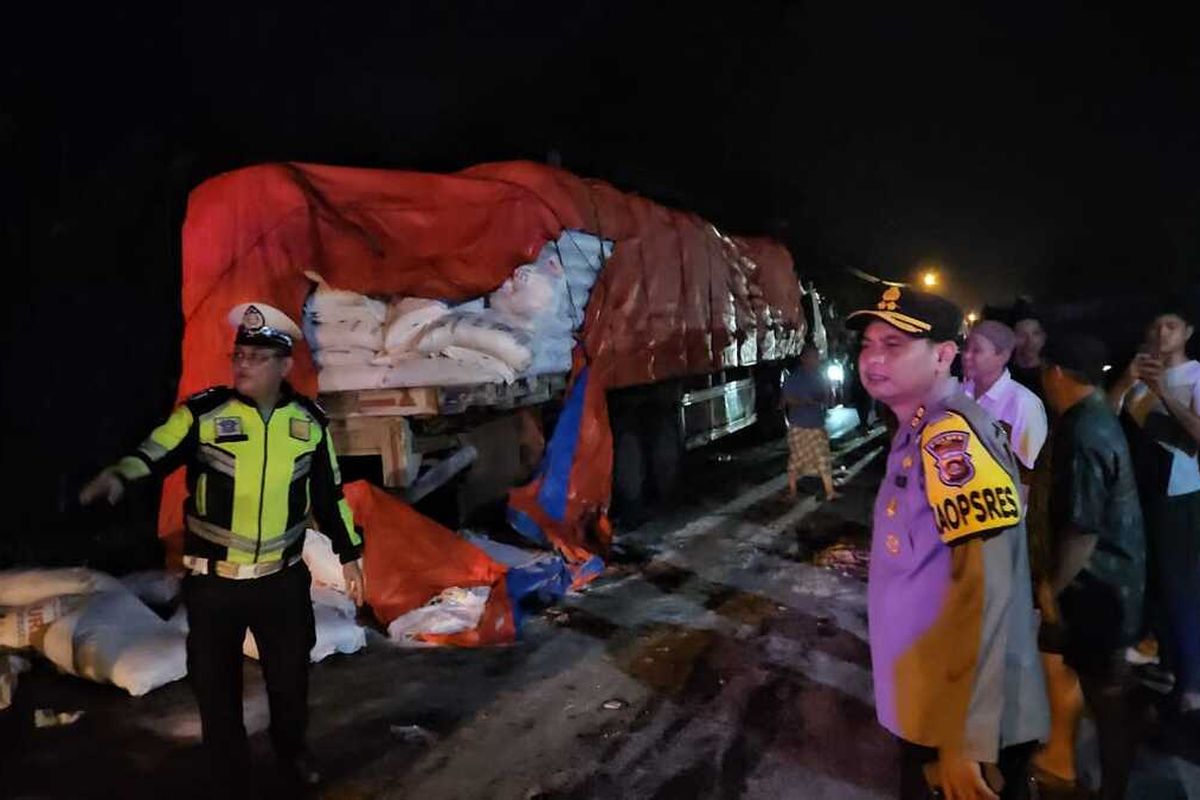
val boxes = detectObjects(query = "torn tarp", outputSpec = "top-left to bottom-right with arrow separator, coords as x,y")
344,481 -> 570,645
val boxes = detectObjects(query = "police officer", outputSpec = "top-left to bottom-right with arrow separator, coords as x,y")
80,302 -> 364,796
848,287 -> 1048,800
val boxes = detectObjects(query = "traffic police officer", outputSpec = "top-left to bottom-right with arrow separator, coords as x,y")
80,302 -> 364,795
849,287 -> 1048,800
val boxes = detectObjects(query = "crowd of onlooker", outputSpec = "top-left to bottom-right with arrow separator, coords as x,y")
958,304 -> 1199,799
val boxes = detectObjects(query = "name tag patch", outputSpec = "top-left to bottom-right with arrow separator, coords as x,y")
214,417 -> 247,442
289,418 -> 312,442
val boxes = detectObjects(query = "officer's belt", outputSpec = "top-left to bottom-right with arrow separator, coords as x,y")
185,516 -> 307,556
183,553 -> 303,580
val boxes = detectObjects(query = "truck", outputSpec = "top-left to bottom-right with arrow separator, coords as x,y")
165,160 -> 811,546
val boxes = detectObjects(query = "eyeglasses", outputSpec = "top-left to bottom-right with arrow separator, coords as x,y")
229,351 -> 280,366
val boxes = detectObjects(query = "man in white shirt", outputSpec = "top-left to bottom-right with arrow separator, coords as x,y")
1110,308 -> 1200,717
963,320 -> 1049,476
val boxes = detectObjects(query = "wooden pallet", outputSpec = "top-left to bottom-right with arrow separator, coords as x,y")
319,374 -> 568,488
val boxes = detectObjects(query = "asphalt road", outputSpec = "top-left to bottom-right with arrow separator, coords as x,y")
3,420 -> 1198,799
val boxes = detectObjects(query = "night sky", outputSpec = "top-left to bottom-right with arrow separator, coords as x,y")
3,3 -> 1198,556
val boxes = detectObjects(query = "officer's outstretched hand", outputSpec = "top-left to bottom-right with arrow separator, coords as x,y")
79,469 -> 125,507
343,561 -> 365,607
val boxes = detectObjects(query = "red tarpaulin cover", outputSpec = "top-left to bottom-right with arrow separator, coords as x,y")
344,481 -> 516,646
162,161 -> 805,568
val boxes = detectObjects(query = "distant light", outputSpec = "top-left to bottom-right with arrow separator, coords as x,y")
1102,364 -> 1113,373
966,311 -> 979,323
921,270 -> 939,288
826,363 -> 845,383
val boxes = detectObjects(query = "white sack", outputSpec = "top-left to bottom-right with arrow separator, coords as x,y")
119,570 -> 182,608
0,568 -> 122,607
384,298 -> 450,353
314,346 -> 378,368
417,312 -> 532,371
41,589 -> 187,697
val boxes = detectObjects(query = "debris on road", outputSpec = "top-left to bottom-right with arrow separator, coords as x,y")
34,708 -> 85,728
389,724 -> 440,746
1,654 -> 31,710
812,542 -> 870,580
601,698 -> 628,711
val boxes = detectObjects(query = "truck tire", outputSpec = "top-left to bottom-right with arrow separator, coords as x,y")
649,415 -> 683,504
612,427 -> 647,526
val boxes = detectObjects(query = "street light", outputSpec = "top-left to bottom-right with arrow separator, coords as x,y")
921,270 -> 940,289
966,311 -> 979,324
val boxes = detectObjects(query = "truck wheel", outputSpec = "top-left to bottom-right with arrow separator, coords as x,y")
612,427 -> 646,526
649,416 -> 683,504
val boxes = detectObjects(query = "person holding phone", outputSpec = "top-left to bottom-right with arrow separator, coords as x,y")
1109,308 -> 1200,720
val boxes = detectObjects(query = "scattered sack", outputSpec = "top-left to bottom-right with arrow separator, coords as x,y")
0,595 -> 85,650
40,588 -> 188,697
0,568 -> 122,607
119,570 -> 182,608
386,586 -> 491,646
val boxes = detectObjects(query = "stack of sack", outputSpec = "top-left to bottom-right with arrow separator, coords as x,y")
0,567 -> 186,697
310,230 -> 612,393
303,272 -> 388,371
0,537 -> 367,700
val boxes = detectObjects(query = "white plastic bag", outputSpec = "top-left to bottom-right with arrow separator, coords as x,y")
488,258 -> 573,336
386,586 -> 490,646
302,529 -> 347,591
526,336 -> 575,376
243,601 -> 365,663
40,589 -> 188,697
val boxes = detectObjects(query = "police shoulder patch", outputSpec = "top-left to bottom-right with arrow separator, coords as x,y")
185,386 -> 234,414
920,411 -> 1022,544
292,394 -> 329,426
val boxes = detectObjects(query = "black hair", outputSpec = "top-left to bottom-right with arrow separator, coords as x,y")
1148,307 -> 1195,328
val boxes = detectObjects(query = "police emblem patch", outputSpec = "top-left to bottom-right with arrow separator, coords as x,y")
924,429 -> 975,487
215,417 -> 243,438
289,418 -> 311,441
241,305 -> 266,331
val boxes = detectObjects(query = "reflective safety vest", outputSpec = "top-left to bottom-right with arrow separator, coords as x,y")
113,384 -> 361,567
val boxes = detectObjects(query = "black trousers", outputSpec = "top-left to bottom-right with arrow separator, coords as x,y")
899,739 -> 1039,800
183,563 -> 316,796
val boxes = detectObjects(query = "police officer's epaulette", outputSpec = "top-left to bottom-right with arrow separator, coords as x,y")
293,394 -> 330,427
184,386 -> 235,414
